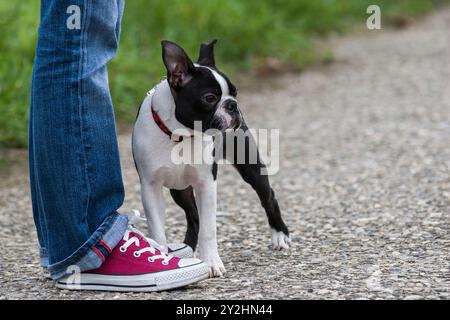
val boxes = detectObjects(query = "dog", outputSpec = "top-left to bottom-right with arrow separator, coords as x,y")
132,40 -> 290,277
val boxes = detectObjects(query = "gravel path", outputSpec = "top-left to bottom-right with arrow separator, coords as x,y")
1,10 -> 449,300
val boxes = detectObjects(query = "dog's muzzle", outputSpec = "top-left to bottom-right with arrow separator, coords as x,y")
210,99 -> 242,131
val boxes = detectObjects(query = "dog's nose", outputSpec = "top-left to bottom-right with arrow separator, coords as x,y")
224,100 -> 237,112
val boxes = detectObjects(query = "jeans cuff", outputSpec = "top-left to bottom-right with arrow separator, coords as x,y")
39,247 -> 49,268
48,212 -> 128,280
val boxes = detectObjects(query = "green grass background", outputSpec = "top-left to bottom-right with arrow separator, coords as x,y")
0,0 -> 445,147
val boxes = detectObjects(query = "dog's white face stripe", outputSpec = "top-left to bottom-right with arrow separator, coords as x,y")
209,69 -> 229,97
194,64 -> 235,102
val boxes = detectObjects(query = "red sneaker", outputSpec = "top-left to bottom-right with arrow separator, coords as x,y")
56,224 -> 208,292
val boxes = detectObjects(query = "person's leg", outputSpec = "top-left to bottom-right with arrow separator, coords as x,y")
29,0 -> 128,280
29,99 -> 49,269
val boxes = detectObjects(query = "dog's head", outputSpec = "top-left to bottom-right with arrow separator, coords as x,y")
161,40 -> 242,133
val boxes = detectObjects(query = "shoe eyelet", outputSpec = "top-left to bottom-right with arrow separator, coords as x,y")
161,261 -> 169,266
133,251 -> 141,258
148,257 -> 155,263
119,246 -> 127,253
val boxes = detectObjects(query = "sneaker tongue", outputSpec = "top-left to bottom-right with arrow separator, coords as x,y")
126,226 -> 167,256
130,232 -> 164,255
130,232 -> 147,246
127,227 -> 146,243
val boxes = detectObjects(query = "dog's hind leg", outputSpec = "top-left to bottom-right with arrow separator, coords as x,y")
170,187 -> 199,250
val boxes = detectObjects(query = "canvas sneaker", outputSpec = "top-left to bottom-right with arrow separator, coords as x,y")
56,218 -> 208,292
43,243 -> 193,280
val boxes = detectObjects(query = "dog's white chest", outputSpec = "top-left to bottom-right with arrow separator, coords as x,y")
154,164 -> 199,190
133,92 -> 215,190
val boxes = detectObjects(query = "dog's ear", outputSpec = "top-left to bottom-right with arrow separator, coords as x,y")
161,40 -> 195,90
197,39 -> 218,68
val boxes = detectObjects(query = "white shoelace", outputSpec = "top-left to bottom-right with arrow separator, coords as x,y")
119,210 -> 173,265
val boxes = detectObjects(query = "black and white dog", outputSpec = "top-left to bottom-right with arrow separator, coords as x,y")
132,40 -> 290,277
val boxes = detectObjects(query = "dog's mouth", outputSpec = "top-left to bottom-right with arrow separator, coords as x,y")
208,107 -> 242,132
222,113 -> 242,132
231,115 -> 241,131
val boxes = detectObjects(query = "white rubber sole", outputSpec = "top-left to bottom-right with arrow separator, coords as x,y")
168,244 -> 194,259
56,262 -> 209,292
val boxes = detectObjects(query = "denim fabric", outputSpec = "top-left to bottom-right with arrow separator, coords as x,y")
29,0 -> 128,280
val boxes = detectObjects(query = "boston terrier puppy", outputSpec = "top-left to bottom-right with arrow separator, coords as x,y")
132,40 -> 290,277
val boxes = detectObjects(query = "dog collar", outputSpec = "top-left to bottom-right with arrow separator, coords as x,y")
151,104 -> 189,142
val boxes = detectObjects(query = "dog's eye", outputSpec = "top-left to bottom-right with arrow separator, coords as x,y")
203,94 -> 219,104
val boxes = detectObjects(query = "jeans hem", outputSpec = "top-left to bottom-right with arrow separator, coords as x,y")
39,247 -> 49,267
48,212 -> 128,280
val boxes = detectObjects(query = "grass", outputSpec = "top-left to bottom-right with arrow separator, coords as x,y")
0,159 -> 9,169
0,0 -> 445,148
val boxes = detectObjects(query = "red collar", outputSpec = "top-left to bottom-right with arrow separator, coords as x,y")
151,105 -> 186,142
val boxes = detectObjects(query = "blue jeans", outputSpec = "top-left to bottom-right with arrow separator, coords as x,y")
29,0 -> 128,280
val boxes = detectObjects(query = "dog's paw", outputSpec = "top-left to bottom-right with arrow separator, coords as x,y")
208,264 -> 226,278
271,229 -> 290,250
198,252 -> 226,277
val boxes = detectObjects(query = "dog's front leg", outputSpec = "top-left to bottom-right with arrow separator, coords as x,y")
194,180 -> 225,277
141,181 -> 167,251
